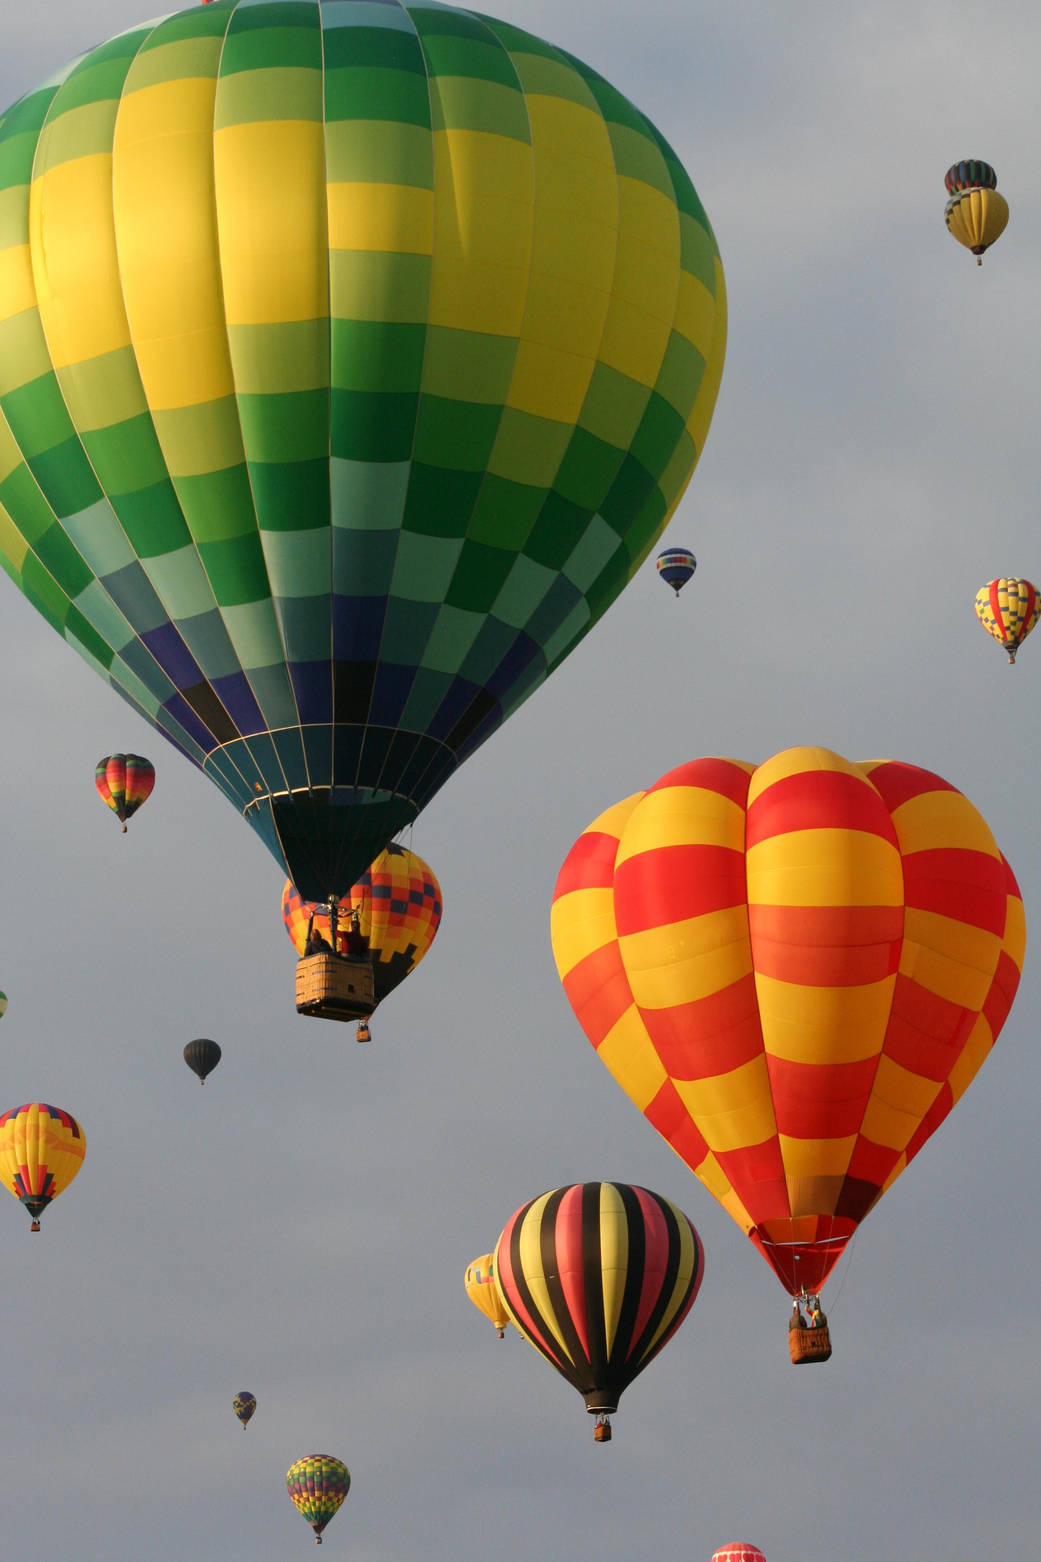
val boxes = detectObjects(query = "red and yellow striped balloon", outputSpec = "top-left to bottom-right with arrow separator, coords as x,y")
551,748 -> 1025,1297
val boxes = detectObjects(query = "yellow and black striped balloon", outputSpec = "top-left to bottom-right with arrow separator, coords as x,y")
493,1182 -> 703,1421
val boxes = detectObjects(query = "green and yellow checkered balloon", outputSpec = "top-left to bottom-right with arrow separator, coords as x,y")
0,0 -> 726,898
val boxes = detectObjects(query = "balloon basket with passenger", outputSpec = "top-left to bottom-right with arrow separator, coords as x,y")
788,1295 -> 832,1364
295,900 -> 375,1025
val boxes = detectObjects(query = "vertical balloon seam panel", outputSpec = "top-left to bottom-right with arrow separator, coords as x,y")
107,7 -> 263,789
210,0 -> 315,803
108,8 -> 265,802
222,0 -> 328,800
4,24 -> 227,783
356,2 -> 538,818
348,0 -> 479,811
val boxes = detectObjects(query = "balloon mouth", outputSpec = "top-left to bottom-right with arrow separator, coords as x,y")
583,1390 -> 620,1416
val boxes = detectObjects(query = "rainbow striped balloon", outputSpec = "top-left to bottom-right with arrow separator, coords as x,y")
551,748 -> 1025,1297
95,754 -> 155,831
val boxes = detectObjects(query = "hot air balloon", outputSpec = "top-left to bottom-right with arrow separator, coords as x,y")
183,1038 -> 221,1083
232,1391 -> 256,1429
974,578 -> 1040,664
0,1103 -> 86,1231
712,1546 -> 766,1562
551,748 -> 1024,1355
944,160 -> 1008,264
493,1181 -> 704,1440
0,992 -> 6,1019
0,0 -> 726,906
286,1455 -> 350,1546
656,547 -> 697,596
95,754 -> 155,833
464,1253 -> 511,1339
283,843 -> 442,1029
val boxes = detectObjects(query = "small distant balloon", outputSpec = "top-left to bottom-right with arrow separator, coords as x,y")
464,1254 -> 510,1339
0,992 -> 6,1019
975,578 -> 1041,663
286,1455 -> 350,1545
95,754 -> 155,833
712,1546 -> 766,1562
656,547 -> 697,596
0,1103 -> 85,1231
944,160 -> 1008,264
183,1038 -> 221,1084
232,1391 -> 256,1429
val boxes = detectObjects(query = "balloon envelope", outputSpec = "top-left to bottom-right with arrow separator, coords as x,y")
464,1253 -> 510,1338
945,187 -> 1008,260
712,1547 -> 766,1562
183,1038 -> 222,1083
945,159 -> 997,194
282,844 -> 442,1005
95,754 -> 155,827
0,1103 -> 86,1229
493,1181 -> 704,1417
974,578 -> 1041,663
0,0 -> 726,902
551,748 -> 1025,1295
656,547 -> 697,594
232,1391 -> 256,1428
286,1455 -> 350,1543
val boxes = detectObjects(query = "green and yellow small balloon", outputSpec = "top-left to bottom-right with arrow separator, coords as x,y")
287,1455 -> 350,1545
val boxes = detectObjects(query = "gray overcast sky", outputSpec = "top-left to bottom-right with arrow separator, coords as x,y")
0,4 -> 1038,1560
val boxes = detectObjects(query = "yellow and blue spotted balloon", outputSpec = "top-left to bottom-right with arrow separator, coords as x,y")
975,578 -> 1041,663
0,0 -> 726,901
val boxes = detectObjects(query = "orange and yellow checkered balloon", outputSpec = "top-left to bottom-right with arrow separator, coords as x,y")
282,844 -> 441,1008
551,747 -> 1025,1297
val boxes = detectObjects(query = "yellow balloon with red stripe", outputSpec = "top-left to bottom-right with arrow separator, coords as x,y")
551,747 -> 1025,1298
0,1103 -> 86,1231
464,1253 -> 510,1339
974,578 -> 1041,663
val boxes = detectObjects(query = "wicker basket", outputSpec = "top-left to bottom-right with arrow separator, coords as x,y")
296,955 -> 375,1022
789,1323 -> 832,1364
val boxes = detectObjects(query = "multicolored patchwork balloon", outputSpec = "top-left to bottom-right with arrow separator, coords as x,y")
286,1455 -> 350,1545
493,1181 -> 704,1438
974,578 -> 1041,663
0,0 -> 727,902
464,1253 -> 510,1339
551,748 -> 1025,1299
95,754 -> 155,833
282,844 -> 442,1007
232,1391 -> 256,1429
0,1103 -> 86,1231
